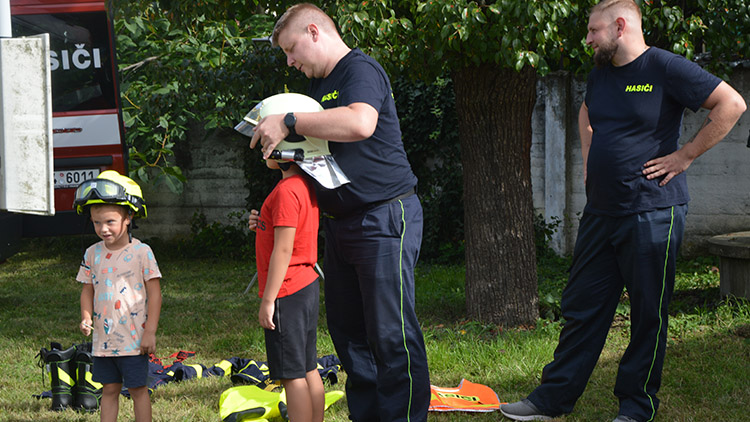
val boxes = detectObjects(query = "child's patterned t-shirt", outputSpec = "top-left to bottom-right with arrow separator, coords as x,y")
77,238 -> 161,357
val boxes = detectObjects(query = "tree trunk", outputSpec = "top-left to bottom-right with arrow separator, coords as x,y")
452,64 -> 539,327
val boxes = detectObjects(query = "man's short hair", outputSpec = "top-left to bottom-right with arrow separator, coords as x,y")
271,3 -> 338,47
591,0 -> 642,19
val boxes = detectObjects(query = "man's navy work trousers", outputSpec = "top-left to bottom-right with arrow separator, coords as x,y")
528,205 -> 686,422
323,194 -> 430,422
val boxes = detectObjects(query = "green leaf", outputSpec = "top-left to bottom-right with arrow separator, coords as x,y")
117,35 -> 137,50
440,23 -> 451,40
163,165 -> 186,181
161,173 -> 184,195
534,8 -> 545,23
122,20 -> 138,35
131,151 -> 149,162
474,10 -> 486,24
458,25 -> 468,41
527,51 -> 539,68
137,166 -> 149,182
558,3 -> 570,16
515,52 -> 526,72
537,57 -> 550,76
353,11 -> 368,25
122,110 -> 135,127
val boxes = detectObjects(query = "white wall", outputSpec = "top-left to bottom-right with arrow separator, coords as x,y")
136,125 -> 249,240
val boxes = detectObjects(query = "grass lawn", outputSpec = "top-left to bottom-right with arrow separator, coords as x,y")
0,237 -> 748,421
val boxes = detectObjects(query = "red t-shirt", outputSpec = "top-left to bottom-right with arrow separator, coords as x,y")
255,174 -> 319,298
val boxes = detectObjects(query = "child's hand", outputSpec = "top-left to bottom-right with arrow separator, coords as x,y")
80,319 -> 93,336
258,301 -> 275,330
248,209 -> 260,232
140,331 -> 156,355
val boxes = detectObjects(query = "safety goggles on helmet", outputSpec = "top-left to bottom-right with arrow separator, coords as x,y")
73,178 -> 145,217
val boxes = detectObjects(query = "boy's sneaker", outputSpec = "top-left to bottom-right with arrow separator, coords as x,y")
500,399 -> 553,421
613,416 -> 639,422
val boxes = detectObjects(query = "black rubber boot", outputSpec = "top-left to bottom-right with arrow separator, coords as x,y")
39,342 -> 76,411
73,342 -> 102,412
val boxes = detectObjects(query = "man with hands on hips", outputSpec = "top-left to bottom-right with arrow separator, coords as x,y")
500,1 -> 746,422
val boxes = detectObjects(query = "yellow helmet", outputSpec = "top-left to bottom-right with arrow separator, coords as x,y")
73,170 -> 147,218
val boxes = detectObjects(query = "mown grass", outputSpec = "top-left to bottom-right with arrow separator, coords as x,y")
0,237 -> 748,421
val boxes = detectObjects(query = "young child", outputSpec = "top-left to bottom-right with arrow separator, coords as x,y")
74,170 -> 162,422
248,159 -> 324,422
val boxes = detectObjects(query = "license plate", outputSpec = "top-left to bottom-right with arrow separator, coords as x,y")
54,169 -> 100,189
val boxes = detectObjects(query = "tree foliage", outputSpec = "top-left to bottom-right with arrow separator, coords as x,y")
111,1 -> 294,192
642,0 -> 750,78
334,0 -> 749,81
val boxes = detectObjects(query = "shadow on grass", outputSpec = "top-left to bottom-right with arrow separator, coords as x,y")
414,265 -> 466,326
556,323 -> 750,421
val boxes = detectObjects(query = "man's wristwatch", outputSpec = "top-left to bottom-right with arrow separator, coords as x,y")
284,112 -> 304,142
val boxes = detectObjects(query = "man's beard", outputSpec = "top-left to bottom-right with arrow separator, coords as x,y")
594,38 -> 618,68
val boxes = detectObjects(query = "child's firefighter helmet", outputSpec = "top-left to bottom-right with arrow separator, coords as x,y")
234,92 -> 329,160
73,170 -> 147,218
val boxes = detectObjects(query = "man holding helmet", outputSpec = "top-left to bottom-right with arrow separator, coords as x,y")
250,3 -> 430,422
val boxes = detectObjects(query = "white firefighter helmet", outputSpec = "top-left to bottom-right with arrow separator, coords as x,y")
235,92 -> 350,189
235,92 -> 329,160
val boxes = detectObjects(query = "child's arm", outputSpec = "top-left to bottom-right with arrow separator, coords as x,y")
259,226 -> 296,330
140,278 -> 162,355
80,283 -> 94,336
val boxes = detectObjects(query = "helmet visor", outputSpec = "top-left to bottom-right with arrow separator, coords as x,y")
233,102 -> 263,137
73,178 -> 128,206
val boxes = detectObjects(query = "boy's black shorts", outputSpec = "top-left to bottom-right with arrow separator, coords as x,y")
264,278 -> 319,380
92,354 -> 148,388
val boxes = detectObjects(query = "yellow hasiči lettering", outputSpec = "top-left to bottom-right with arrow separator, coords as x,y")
624,84 -> 653,93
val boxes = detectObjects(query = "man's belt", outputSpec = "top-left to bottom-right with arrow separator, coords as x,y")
325,187 -> 416,220
363,187 -> 416,213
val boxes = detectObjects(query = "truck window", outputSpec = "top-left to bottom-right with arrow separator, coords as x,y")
12,11 -> 117,113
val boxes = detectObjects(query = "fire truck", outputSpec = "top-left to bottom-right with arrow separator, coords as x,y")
0,0 -> 126,260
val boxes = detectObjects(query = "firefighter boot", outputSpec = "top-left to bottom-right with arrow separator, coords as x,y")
39,342 -> 76,411
73,342 -> 102,412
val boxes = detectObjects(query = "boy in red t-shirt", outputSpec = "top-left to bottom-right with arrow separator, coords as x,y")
248,159 -> 323,422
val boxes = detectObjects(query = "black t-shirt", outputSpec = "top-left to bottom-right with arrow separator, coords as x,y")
308,48 -> 418,217
584,47 -> 721,216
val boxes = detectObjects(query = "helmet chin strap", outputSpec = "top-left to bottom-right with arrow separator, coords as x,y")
128,211 -> 134,243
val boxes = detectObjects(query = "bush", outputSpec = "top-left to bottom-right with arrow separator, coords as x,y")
533,214 -> 569,319
156,211 -> 254,261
